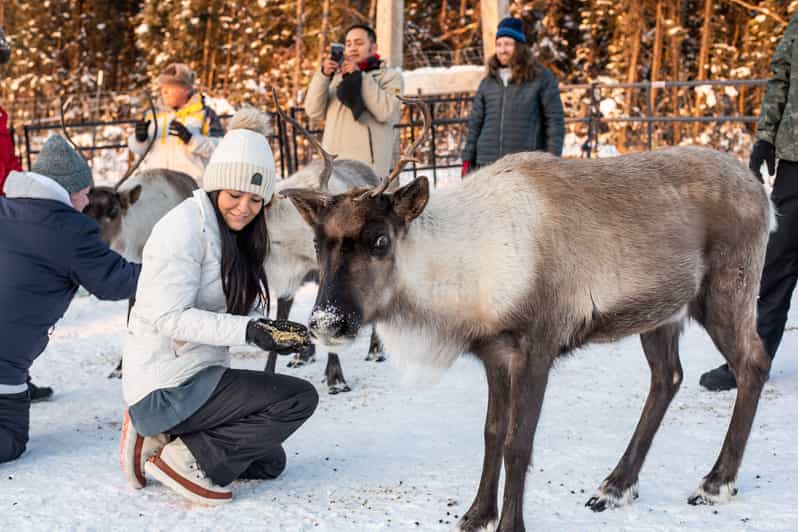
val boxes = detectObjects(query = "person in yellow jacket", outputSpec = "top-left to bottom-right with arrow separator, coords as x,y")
127,63 -> 223,182
305,24 -> 403,178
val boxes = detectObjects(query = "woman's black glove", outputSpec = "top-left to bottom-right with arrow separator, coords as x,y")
135,120 -> 150,142
168,120 -> 193,144
749,139 -> 776,183
246,318 -> 311,355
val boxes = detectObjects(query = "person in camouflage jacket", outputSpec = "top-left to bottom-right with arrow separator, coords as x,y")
700,12 -> 798,391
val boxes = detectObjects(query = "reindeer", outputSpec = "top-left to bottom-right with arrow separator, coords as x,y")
83,169 -> 197,262
281,145 -> 773,531
261,90 -> 432,393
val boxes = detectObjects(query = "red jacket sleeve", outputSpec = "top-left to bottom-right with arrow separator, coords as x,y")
0,105 -> 22,196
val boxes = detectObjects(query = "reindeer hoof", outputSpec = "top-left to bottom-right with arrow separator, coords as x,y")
456,513 -> 497,531
366,353 -> 386,362
108,369 -> 122,379
688,481 -> 737,506
286,359 -> 304,369
586,482 -> 638,512
327,382 -> 351,395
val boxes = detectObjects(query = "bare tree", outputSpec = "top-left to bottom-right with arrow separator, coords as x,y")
294,0 -> 305,104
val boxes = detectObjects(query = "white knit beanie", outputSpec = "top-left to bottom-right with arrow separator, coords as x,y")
202,108 -> 276,201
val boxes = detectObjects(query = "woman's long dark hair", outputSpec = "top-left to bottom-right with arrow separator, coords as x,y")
208,191 -> 270,316
487,42 -> 539,85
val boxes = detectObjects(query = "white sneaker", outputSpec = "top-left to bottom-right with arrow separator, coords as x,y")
119,409 -> 168,489
145,437 -> 232,505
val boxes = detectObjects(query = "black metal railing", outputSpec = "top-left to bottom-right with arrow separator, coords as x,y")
18,78 -> 769,185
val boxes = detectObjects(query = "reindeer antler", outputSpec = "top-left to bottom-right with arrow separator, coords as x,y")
115,90 -> 158,190
369,96 -> 432,197
270,87 -> 336,191
59,96 -> 90,163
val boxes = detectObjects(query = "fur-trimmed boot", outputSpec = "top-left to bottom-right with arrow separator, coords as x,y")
119,409 -> 168,489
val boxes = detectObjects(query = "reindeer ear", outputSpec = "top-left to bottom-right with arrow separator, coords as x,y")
128,185 -> 143,206
281,188 -> 331,227
391,177 -> 429,223
120,185 -> 142,209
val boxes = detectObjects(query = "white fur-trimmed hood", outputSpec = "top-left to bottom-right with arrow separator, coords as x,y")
3,171 -> 73,207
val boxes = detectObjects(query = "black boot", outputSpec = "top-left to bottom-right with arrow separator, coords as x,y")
27,377 -> 54,403
699,364 -> 737,391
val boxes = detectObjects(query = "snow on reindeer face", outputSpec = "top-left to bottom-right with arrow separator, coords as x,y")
284,178 -> 430,349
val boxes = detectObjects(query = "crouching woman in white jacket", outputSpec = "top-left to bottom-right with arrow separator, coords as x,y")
118,110 -> 318,505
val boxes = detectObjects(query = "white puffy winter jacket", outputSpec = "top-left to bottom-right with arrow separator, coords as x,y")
122,189 -> 259,405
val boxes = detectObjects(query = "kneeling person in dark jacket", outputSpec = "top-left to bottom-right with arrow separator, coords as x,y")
0,135 -> 141,464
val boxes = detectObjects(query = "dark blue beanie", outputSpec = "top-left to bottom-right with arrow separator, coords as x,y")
496,17 -> 526,44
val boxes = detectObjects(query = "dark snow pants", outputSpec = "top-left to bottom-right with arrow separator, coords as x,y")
0,390 -> 30,464
758,160 -> 798,360
167,369 -> 318,486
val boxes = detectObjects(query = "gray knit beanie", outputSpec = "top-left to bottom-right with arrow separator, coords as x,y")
31,135 -> 93,194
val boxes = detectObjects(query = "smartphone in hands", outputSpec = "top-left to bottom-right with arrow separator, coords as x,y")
330,43 -> 344,65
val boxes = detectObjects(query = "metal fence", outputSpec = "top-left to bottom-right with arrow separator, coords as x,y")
16,78 -> 770,185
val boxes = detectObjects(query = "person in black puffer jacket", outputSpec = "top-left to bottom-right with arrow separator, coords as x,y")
461,17 -> 565,176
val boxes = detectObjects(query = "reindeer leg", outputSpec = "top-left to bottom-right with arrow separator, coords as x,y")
365,327 -> 386,362
287,343 -> 317,368
109,296 -> 136,379
688,284 -> 770,505
266,297 -> 293,373
587,322 -> 683,511
496,343 -> 552,532
324,353 -> 351,394
457,350 -> 510,532
108,358 -> 123,379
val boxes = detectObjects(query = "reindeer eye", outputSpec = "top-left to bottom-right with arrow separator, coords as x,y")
370,234 -> 390,256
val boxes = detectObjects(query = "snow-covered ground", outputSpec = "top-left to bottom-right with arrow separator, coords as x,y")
2,283 -> 797,531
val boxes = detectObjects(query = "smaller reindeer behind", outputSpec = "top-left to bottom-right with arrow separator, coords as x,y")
262,92 -> 395,393
283,147 -> 773,532
84,169 -> 197,262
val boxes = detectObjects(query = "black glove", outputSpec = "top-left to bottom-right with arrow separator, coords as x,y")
749,139 -> 776,183
246,318 -> 311,355
134,120 -> 150,142
168,120 -> 192,144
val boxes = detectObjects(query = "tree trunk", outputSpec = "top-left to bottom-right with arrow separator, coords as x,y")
620,0 -> 644,151
697,0 -> 713,81
651,0 -> 663,113
202,2 -> 215,87
320,0 -> 331,61
669,0 -> 682,144
693,0 -> 713,135
453,0 -> 469,63
294,0 -> 305,105
369,0 -> 377,26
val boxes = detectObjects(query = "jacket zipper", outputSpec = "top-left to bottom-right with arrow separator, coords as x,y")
498,81 -> 507,156
367,126 -> 375,164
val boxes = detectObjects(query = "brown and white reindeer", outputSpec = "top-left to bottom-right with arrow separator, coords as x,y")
282,145 -> 774,531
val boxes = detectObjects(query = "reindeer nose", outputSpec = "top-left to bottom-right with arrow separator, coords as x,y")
308,309 -> 347,339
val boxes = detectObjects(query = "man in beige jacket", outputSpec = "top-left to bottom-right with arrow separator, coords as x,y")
305,24 -> 403,177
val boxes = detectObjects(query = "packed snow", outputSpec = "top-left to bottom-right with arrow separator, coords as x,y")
2,281 -> 796,531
